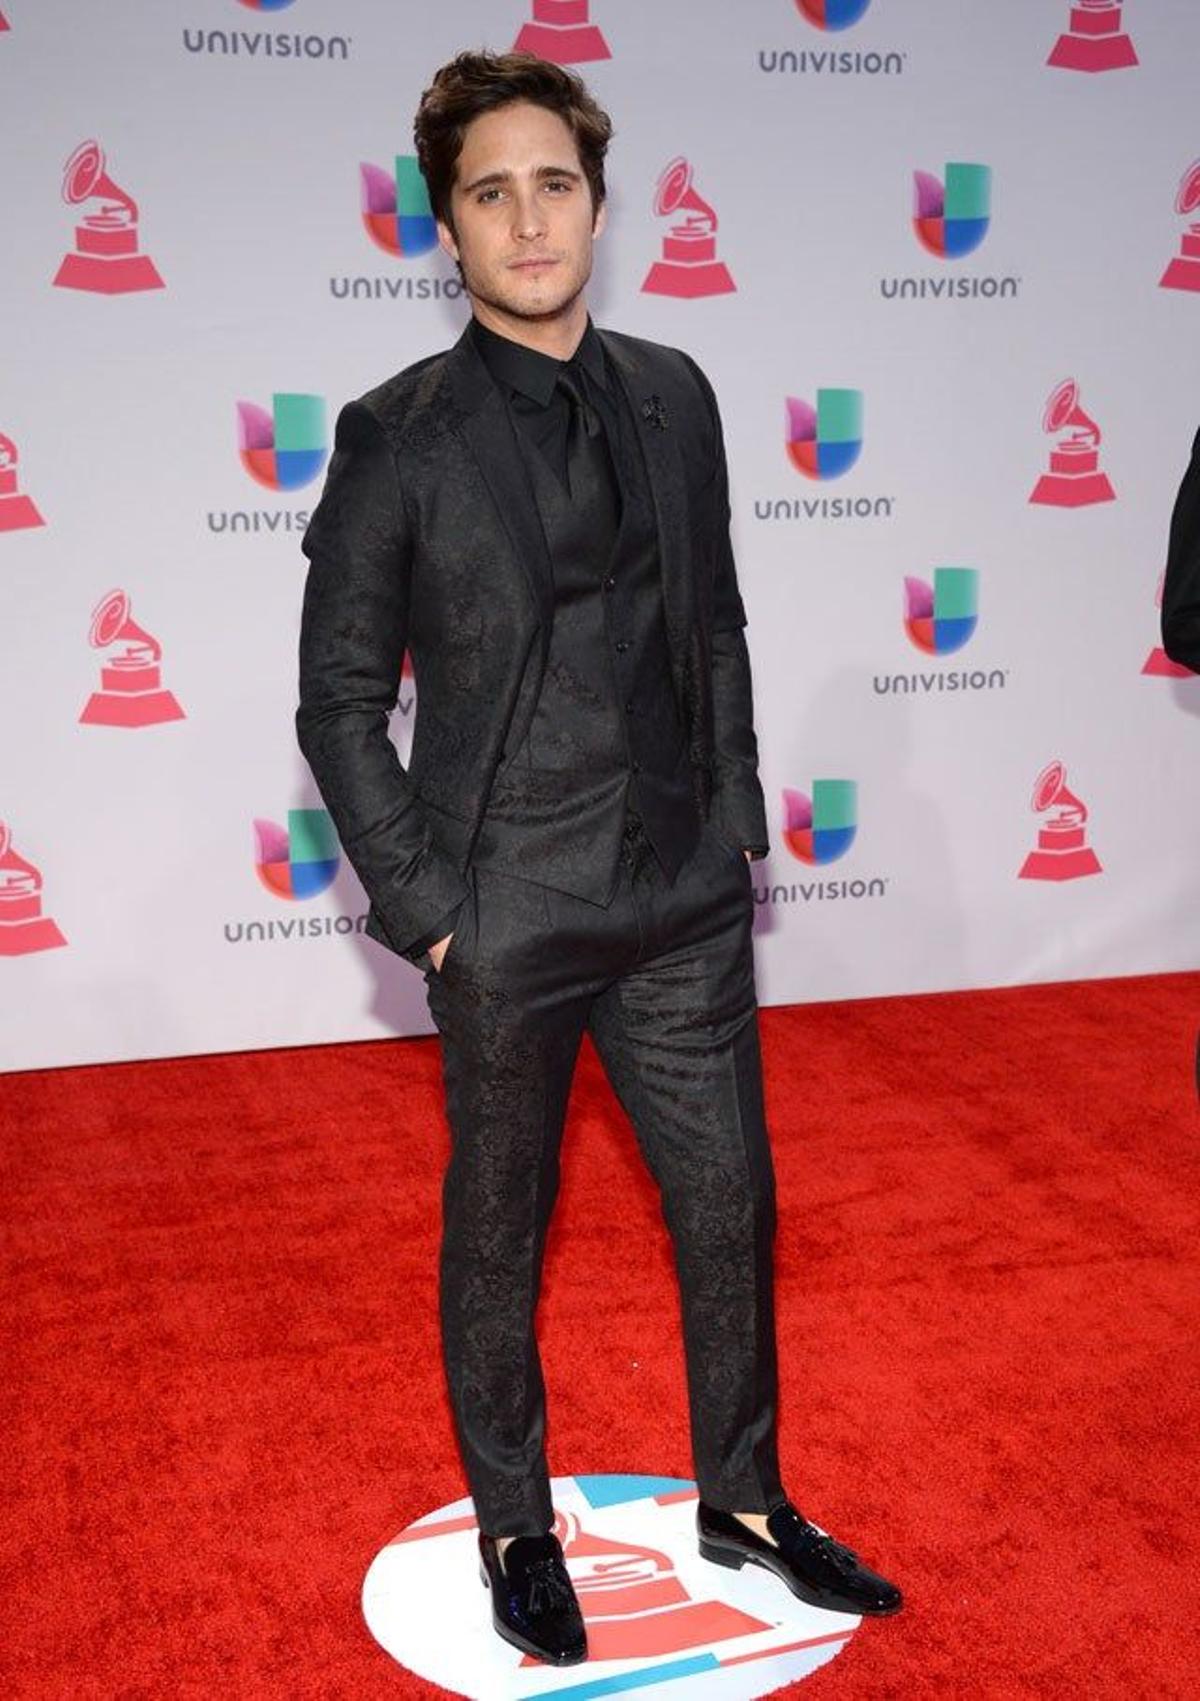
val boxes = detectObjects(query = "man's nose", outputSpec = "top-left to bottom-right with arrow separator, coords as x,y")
511,190 -> 548,240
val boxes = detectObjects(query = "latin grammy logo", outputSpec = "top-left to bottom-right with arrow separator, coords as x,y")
1160,159 -> 1200,294
1047,0 -> 1137,72
1019,762 -> 1102,881
53,140 -> 165,295
543,1507 -> 771,1665
0,11 -> 10,31
513,0 -> 610,64
1029,378 -> 1115,508
0,822 -> 67,957
1143,571 -> 1194,678
79,589 -> 185,728
642,157 -> 736,299
0,433 -> 44,532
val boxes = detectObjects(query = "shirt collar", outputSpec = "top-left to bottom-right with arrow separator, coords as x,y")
469,315 -> 608,408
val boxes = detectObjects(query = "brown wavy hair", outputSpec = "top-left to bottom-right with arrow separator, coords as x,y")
414,50 -> 613,233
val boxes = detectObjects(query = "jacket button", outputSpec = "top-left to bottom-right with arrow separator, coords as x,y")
615,639 -> 629,653
603,576 -> 616,591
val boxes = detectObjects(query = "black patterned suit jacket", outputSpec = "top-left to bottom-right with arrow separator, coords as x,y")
297,323 -> 768,962
1162,427 -> 1200,672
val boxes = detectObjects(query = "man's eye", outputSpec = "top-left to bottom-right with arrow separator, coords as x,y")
477,189 -> 502,204
545,179 -> 572,193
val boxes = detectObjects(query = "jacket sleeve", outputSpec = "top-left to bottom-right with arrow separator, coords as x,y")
296,401 -> 468,958
1162,428 -> 1200,672
684,355 -> 770,858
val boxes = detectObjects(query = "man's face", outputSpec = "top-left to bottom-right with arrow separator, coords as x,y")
438,99 -> 605,331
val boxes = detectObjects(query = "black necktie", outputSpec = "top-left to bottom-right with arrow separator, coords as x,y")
555,369 -> 605,505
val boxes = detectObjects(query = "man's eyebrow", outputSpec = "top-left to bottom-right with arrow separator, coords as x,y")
460,165 -> 583,194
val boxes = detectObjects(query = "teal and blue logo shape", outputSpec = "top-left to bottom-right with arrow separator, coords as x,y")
783,781 -> 857,865
913,163 -> 992,259
786,389 -> 863,481
904,568 -> 979,655
253,810 -> 339,899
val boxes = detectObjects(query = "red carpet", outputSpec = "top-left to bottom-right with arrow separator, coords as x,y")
4,973 -> 1200,1698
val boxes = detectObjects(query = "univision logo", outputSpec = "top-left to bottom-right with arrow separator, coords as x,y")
758,0 -> 905,76
224,809 -> 367,943
237,392 -> 327,491
881,162 -> 1019,301
183,0 -> 349,59
330,154 -> 464,303
254,809 -> 338,899
208,392 -> 324,535
757,780 -> 888,906
756,390 -> 895,523
904,568 -> 977,654
873,568 -> 1008,695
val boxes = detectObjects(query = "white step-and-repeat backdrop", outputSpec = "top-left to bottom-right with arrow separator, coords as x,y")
3,0 -> 1199,1073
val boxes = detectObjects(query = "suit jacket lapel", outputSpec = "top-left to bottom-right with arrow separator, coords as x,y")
601,331 -> 691,696
445,327 -> 554,625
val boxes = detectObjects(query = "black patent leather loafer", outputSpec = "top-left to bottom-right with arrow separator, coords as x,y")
697,1501 -> 902,1616
479,1531 -> 588,1665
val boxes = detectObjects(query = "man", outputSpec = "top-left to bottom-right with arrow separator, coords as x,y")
1162,428 -> 1200,671
298,50 -> 900,1667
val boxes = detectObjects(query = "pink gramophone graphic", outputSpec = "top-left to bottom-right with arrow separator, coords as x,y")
523,1507 -> 772,1667
0,12 -> 10,31
1159,159 -> 1200,294
513,0 -> 610,64
1142,571 -> 1194,677
1019,762 -> 1102,881
0,433 -> 44,532
642,158 -> 735,299
1047,0 -> 1137,72
79,589 -> 185,728
0,822 -> 67,957
53,140 -> 164,295
1029,378 -> 1115,508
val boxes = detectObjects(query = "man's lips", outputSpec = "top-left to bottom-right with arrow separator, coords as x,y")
509,257 -> 560,271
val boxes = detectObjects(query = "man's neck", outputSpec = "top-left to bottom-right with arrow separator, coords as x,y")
469,296 -> 589,363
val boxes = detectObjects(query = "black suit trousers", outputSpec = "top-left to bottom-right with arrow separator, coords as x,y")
420,819 -> 784,1536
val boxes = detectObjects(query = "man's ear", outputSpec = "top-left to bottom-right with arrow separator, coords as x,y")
592,200 -> 608,240
436,218 -> 460,264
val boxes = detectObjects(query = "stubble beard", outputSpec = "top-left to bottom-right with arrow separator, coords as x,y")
461,246 -> 594,327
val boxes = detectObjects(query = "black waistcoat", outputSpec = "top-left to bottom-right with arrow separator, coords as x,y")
474,380 -> 700,903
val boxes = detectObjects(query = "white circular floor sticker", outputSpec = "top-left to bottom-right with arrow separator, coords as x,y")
363,1473 -> 859,1698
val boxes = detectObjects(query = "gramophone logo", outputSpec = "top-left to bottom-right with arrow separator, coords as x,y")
361,157 -> 437,259
364,1476 -> 860,1692
642,157 -> 735,298
795,0 -> 872,29
1048,1 -> 1137,72
1159,160 -> 1200,294
786,390 -> 862,480
254,810 -> 339,900
514,0 -> 611,64
0,823 -> 67,958
1019,762 -> 1102,881
237,0 -> 296,9
783,781 -> 857,865
904,569 -> 978,655
79,590 -> 185,728
1143,572 -> 1194,677
0,12 -> 9,31
0,434 -> 44,532
913,163 -> 991,259
237,394 -> 327,491
1029,379 -> 1115,507
53,141 -> 164,295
